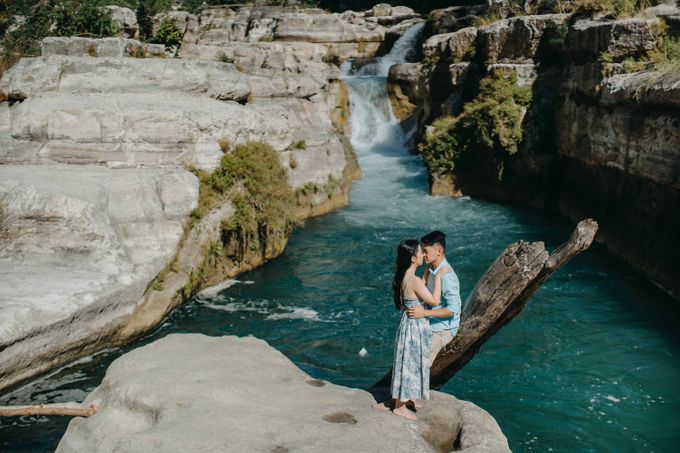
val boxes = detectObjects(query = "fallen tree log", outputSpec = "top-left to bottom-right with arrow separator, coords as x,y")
0,403 -> 97,417
375,219 -> 598,390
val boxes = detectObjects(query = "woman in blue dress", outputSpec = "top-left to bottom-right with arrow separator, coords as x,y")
390,239 -> 449,420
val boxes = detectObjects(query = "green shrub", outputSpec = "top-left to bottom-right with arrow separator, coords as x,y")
421,53 -> 440,66
648,35 -> 680,72
218,138 -> 231,153
621,57 -> 648,73
293,140 -> 307,150
569,0 -> 651,17
136,0 -> 172,41
216,142 -> 295,239
151,17 -> 182,47
470,11 -> 502,27
419,71 -> 532,175
322,52 -> 341,66
190,142 -> 295,248
216,51 -> 234,63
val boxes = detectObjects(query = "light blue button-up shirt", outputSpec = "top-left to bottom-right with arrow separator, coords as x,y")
426,258 -> 461,335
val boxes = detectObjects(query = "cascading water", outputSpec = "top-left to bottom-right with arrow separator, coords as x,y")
353,23 -> 424,78
340,23 -> 423,149
2,24 -> 679,453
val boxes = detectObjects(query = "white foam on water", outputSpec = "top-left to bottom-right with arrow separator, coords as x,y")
197,279 -> 240,298
265,308 -> 320,321
606,395 -> 621,403
201,299 -> 270,315
3,347 -> 117,398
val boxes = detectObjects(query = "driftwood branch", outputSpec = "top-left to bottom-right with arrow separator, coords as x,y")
0,403 -> 97,417
375,219 -> 598,390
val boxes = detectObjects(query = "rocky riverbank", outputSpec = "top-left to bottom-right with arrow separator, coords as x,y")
0,3 -> 420,393
56,334 -> 510,452
388,1 -> 680,300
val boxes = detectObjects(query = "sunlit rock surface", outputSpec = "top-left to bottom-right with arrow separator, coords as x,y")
57,335 -> 510,453
0,165 -> 197,389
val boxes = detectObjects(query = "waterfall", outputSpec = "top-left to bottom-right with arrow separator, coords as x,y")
340,23 -> 424,150
351,23 -> 424,78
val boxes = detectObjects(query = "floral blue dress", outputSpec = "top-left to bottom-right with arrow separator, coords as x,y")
391,298 -> 431,401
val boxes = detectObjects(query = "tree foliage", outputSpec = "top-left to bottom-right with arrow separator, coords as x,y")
420,71 -> 532,175
1,0 -> 122,75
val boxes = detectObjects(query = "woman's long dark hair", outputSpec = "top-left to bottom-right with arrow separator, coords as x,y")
392,239 -> 419,310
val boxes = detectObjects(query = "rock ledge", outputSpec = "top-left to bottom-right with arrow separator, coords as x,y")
58,334 -> 509,452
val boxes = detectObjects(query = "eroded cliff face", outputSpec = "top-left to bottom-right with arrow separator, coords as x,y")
390,4 -> 680,300
0,4 -> 418,392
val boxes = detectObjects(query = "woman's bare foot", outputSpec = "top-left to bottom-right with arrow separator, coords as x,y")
393,405 -> 418,420
371,401 -> 391,411
406,400 -> 422,411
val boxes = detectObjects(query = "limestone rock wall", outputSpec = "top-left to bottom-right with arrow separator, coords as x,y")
0,5 -> 417,393
397,5 -> 680,299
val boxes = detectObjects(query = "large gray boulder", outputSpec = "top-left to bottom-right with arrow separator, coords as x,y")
1,92 -> 345,174
600,70 -> 680,107
103,5 -> 138,38
479,14 -> 569,63
179,41 -> 336,79
423,27 -> 477,62
180,5 -> 401,64
2,92 -> 262,170
57,334 -> 510,452
387,63 -> 425,122
487,63 -> 537,87
566,18 -> 659,62
428,5 -> 486,35
0,165 -> 197,391
189,5 -> 282,44
179,41 -> 338,98
0,56 -> 251,102
41,37 -> 165,58
273,12 -> 385,43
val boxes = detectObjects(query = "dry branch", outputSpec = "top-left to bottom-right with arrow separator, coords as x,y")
375,219 -> 598,390
0,403 -> 97,417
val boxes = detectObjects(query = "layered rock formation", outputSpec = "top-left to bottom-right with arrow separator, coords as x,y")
57,334 -> 510,452
390,4 -> 680,299
0,5 -> 420,392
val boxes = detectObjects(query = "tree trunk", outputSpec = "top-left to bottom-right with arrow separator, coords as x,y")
0,403 -> 97,417
375,219 -> 598,390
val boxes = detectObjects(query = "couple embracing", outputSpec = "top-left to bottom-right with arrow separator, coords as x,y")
389,231 -> 461,420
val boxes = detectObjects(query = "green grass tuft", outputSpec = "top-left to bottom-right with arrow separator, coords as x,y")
216,51 -> 234,64
569,0 -> 651,18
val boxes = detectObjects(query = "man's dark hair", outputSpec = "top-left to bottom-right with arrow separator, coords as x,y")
421,231 -> 446,250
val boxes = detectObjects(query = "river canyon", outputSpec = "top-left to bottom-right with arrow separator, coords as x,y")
1,2 -> 679,452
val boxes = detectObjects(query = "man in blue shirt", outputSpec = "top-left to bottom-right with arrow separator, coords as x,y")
407,231 -> 461,366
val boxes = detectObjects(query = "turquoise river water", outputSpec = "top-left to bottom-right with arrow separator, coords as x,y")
2,27 -> 680,453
